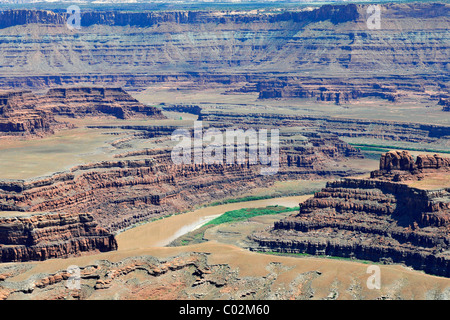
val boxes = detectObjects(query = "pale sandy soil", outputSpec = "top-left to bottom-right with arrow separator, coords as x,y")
405,173 -> 450,190
6,194 -> 450,300
132,84 -> 450,126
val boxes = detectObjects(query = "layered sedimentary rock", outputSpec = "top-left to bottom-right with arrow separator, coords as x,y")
371,150 -> 450,181
39,87 -> 165,120
0,3 -> 447,110
199,110 -> 450,146
252,151 -> 450,277
0,91 -> 64,137
0,129 -> 362,235
251,80 -> 400,104
0,87 -> 165,137
0,4 -> 359,29
0,212 -> 117,262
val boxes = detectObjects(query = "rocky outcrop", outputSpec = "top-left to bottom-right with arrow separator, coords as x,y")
371,150 -> 450,180
438,96 -> 450,111
255,80 -> 399,104
0,91 -> 66,137
0,212 -> 117,262
0,3 -> 447,107
161,104 -> 202,116
0,87 -> 165,137
416,154 -> 450,169
199,110 -> 450,146
0,5 -> 359,30
252,151 -> 450,277
0,130 -> 362,233
40,87 -> 165,120
0,253 -> 321,300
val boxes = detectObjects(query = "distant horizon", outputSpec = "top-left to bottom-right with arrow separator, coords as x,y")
0,0 -> 446,13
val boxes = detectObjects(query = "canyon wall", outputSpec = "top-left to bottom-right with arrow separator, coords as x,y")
0,87 -> 165,137
0,212 -> 117,262
252,151 -> 450,277
0,3 -> 447,103
199,109 -> 450,146
371,150 -> 450,180
39,87 -> 165,120
0,129 -> 363,236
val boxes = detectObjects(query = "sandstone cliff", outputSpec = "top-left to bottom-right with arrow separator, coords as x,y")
0,91 -> 64,137
0,212 -> 117,262
252,151 -> 450,277
0,130 -> 362,233
0,2 -> 447,104
40,87 -> 165,120
0,87 -> 165,137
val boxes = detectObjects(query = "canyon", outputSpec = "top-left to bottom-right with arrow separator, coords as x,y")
0,87 -> 164,137
252,151 -> 450,277
0,123 -> 365,261
0,3 -> 447,112
0,1 -> 449,300
0,212 -> 117,263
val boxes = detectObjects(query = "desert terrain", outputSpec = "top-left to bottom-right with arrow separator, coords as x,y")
0,1 -> 449,302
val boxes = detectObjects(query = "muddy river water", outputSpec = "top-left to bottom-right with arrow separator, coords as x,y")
116,195 -> 309,251
9,194 -> 450,298
8,195 -> 310,281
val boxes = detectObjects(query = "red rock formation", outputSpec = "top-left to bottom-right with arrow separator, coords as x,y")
252,151 -> 450,277
371,150 -> 450,180
39,87 -> 166,120
0,212 -> 117,263
379,150 -> 415,171
0,87 -> 166,138
0,91 -> 66,137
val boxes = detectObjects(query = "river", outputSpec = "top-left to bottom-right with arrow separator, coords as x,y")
115,195 -> 310,251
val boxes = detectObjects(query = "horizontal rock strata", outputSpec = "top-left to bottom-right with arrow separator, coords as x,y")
0,212 -> 117,263
0,87 -> 165,137
252,151 -> 450,277
0,132 -> 361,234
0,3 -> 447,111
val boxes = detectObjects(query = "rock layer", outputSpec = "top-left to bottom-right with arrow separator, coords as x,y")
0,87 -> 165,137
0,91 -> 65,137
0,132 -> 361,233
371,150 -> 450,181
40,87 -> 165,120
252,151 -> 450,277
0,212 -> 117,262
0,3 -> 448,109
